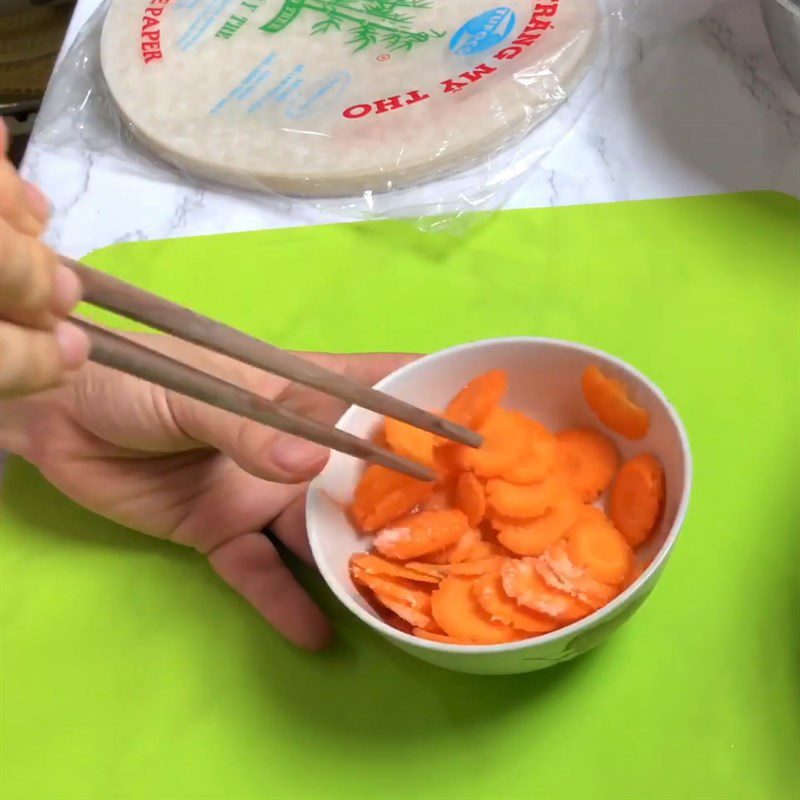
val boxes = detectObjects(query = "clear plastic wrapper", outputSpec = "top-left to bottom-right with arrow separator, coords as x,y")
36,0 -> 631,225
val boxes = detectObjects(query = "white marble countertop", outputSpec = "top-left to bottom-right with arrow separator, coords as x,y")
22,0 -> 800,258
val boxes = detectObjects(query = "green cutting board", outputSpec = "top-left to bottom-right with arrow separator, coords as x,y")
2,192 -> 798,800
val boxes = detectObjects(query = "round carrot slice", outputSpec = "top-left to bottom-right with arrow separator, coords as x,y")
473,571 -> 557,634
536,540 -> 618,610
445,369 -> 508,430
376,594 -> 433,630
458,408 -> 529,478
406,557 -> 503,578
350,465 -> 433,533
412,628 -> 473,645
492,498 -> 582,556
610,453 -> 666,546
455,472 -> 486,527
501,558 -> 589,623
385,417 -> 437,467
485,474 -> 565,519
556,427 -> 620,502
350,568 -> 433,611
503,419 -> 557,484
431,576 -> 520,644
581,365 -> 650,440
349,553 -> 439,584
565,508 -> 633,586
374,509 -> 469,560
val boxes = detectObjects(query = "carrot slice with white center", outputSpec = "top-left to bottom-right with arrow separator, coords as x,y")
374,509 -> 469,560
501,558 -> 589,624
473,571 -> 557,634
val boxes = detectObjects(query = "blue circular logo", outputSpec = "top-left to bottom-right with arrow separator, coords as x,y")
449,7 -> 517,56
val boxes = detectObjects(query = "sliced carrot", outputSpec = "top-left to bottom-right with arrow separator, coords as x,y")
412,628 -> 473,645
565,508 -> 633,586
485,474 -> 565,519
455,471 -> 486,527
433,442 -> 461,482
350,465 -> 433,533
458,408 -> 529,478
581,365 -> 649,440
492,497 -> 582,556
350,568 -> 433,611
385,417 -> 437,467
556,427 -> 620,502
349,553 -> 439,584
376,594 -> 433,630
503,419 -> 557,484
374,509 -> 469,560
445,369 -> 508,430
610,453 -> 665,546
431,576 -> 520,644
473,571 -> 557,634
536,540 -> 618,610
501,558 -> 589,623
406,557 -> 503,578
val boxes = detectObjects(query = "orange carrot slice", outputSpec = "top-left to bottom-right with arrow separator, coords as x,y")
536,540 -> 618,610
350,465 -> 432,533
406,557 -> 503,578
385,417 -> 437,467
458,408 -> 529,478
433,442 -> 461,482
445,369 -> 508,430
485,474 -> 565,519
492,498 -> 582,556
473,571 -> 557,634
374,509 -> 469,560
501,558 -> 589,623
349,553 -> 439,584
609,453 -> 666,546
412,628 -> 473,645
565,508 -> 633,586
455,472 -> 486,527
376,594 -> 433,630
350,568 -> 433,611
556,427 -> 620,502
581,365 -> 649,440
503,419 -> 557,484
431,576 -> 520,644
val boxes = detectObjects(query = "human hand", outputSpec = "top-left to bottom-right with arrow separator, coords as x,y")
0,333 -> 414,649
0,120 -> 88,398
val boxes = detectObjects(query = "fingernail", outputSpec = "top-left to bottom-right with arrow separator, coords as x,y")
51,263 -> 83,315
55,321 -> 90,371
23,180 -> 50,223
271,436 -> 329,476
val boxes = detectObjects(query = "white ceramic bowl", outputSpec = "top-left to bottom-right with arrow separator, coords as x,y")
307,338 -> 692,675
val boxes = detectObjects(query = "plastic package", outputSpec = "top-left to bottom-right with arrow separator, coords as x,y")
37,0 -> 629,225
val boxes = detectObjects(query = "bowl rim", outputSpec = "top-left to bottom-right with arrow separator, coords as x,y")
307,336 -> 693,656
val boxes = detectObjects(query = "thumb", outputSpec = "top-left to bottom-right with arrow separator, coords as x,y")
168,390 -> 331,484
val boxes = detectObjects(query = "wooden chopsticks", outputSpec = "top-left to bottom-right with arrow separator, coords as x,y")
63,258 -> 481,482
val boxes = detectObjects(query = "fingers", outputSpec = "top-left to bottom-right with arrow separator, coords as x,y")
267,352 -> 419,466
0,151 -> 48,237
208,531 -> 333,650
270,492 -> 315,567
0,219 -> 82,329
0,318 -> 89,398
